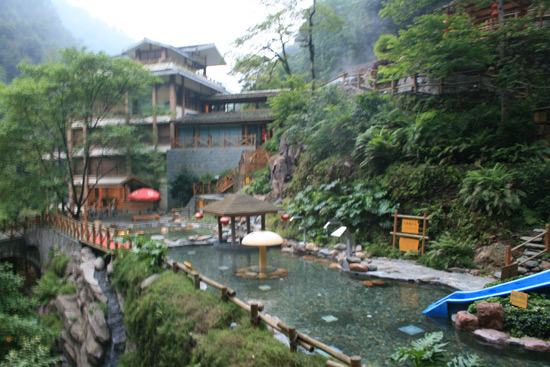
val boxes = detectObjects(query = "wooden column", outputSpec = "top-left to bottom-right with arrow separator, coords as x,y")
181,77 -> 186,118
152,84 -> 158,145
169,75 -> 176,148
231,216 -> 236,245
218,217 -> 223,243
261,215 -> 266,230
506,246 -> 511,266
250,302 -> 259,327
392,211 -> 398,248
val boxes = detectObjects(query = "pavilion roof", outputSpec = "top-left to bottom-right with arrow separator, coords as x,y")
202,193 -> 281,217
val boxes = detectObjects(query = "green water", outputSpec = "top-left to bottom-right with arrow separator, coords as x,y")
168,246 -> 549,366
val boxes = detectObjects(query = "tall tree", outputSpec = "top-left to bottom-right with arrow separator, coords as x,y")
0,48 -> 158,219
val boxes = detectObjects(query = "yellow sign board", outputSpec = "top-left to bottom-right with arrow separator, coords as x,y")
510,290 -> 528,309
245,177 -> 250,185
199,200 -> 204,209
402,219 -> 419,234
399,237 -> 419,252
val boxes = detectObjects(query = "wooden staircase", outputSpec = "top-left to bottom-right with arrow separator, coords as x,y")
502,225 -> 549,279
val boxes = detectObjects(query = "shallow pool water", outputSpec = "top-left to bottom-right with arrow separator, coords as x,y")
168,246 -> 549,366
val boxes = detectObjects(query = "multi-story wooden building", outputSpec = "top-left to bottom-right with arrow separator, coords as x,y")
73,39 -> 277,212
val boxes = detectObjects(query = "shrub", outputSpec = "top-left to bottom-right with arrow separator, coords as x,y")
50,255 -> 70,278
33,255 -> 73,304
468,294 -> 550,339
418,232 -> 476,270
129,236 -> 167,268
390,332 -> 485,367
459,163 -> 525,218
241,168 -> 271,195
390,331 -> 485,367
169,167 -> 197,206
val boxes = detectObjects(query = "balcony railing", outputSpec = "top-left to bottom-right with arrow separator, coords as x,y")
175,134 -> 257,149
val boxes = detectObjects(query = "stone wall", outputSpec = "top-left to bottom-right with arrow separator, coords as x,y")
166,146 -> 255,206
24,227 -> 81,268
44,247 -> 113,367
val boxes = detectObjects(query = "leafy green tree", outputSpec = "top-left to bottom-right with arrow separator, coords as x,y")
0,47 -> 158,219
0,263 -> 59,364
169,167 -> 198,206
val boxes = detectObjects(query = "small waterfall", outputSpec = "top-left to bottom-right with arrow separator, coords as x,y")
94,267 -> 126,367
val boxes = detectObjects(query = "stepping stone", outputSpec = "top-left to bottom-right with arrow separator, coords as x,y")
526,243 -> 546,251
398,325 -> 424,336
218,266 -> 229,271
258,285 -> 271,291
520,236 -> 542,243
321,315 -> 338,323
245,272 -> 257,276
187,250 -> 196,255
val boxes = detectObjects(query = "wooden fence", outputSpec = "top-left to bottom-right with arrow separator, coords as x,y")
2,213 -> 363,366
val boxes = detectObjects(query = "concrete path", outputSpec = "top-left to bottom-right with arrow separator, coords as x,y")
358,257 -> 494,291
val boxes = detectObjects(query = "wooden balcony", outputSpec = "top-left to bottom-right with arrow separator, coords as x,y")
175,134 -> 257,149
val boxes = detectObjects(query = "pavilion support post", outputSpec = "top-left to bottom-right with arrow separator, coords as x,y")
259,246 -> 267,270
218,218 -> 223,243
261,215 -> 266,230
231,216 -> 236,245
246,216 -> 251,234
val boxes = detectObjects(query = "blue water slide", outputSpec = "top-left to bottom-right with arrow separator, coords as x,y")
422,270 -> 550,318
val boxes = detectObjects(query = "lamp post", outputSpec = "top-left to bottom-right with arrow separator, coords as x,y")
290,215 -> 307,245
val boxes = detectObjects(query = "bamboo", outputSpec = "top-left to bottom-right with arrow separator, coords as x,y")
518,249 -> 547,266
506,246 -> 511,266
228,296 -> 250,312
297,331 -> 350,365
512,230 -> 546,251
326,361 -> 347,367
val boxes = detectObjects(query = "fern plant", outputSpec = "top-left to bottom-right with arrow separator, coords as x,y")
391,332 -> 486,367
459,163 -> 525,218
418,232 -> 475,270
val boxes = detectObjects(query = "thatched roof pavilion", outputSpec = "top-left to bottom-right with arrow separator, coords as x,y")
202,193 -> 281,244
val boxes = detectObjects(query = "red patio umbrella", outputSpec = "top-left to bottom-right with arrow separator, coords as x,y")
128,188 -> 160,201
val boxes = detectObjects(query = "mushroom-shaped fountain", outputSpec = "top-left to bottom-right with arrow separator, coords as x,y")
241,231 -> 283,272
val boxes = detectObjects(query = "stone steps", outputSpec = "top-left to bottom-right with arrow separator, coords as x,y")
525,243 -> 546,251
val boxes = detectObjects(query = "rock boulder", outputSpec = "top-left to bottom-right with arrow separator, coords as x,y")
455,311 -> 479,331
476,302 -> 505,330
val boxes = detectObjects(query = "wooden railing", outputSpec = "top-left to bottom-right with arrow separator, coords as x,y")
165,258 -> 362,367
0,216 -> 43,241
176,134 -> 257,149
4,212 -> 363,366
504,224 -> 549,277
239,148 -> 270,176
216,168 -> 236,193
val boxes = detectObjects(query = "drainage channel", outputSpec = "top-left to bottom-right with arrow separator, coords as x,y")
94,267 -> 126,367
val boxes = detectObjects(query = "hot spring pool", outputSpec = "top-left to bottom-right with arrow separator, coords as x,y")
167,246 -> 548,366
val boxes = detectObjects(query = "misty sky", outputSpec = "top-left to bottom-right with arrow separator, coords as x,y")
62,0 -> 272,92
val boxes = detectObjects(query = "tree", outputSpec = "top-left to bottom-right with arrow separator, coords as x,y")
169,167 -> 197,206
0,48 -> 158,219
231,0 -> 300,89
374,0 -> 550,122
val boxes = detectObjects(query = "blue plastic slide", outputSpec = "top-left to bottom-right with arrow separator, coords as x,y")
422,270 -> 550,318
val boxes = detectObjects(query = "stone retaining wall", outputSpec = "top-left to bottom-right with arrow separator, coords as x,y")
24,227 -> 81,268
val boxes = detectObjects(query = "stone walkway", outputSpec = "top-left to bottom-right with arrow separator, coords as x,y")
347,257 -> 494,291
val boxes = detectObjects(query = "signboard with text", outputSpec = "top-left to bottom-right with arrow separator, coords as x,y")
510,290 -> 528,309
402,219 -> 419,234
399,237 -> 420,252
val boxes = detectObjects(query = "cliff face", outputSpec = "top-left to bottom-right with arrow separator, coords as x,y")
42,247 -> 121,367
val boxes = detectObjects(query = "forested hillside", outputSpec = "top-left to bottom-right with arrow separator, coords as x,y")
240,0 -> 550,270
0,0 -> 134,83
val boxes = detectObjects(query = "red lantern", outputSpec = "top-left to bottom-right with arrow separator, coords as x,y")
491,10 -> 499,17
195,212 -> 203,220
281,213 -> 291,221
220,216 -> 230,225
444,28 -> 451,33
491,3 -> 498,9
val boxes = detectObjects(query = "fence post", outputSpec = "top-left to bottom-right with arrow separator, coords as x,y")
546,224 -> 549,252
250,302 -> 258,327
289,327 -> 297,352
506,245 -> 511,266
221,287 -> 228,302
194,273 -> 201,290
392,211 -> 398,248
421,214 -> 427,255
350,356 -> 361,367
